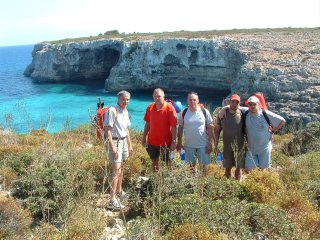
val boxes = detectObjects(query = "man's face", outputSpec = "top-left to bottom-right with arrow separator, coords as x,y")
230,99 -> 240,111
187,94 -> 199,109
118,94 -> 130,108
153,90 -> 165,105
248,102 -> 259,113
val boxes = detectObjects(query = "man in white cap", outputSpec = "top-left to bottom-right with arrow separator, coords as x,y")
244,96 -> 286,171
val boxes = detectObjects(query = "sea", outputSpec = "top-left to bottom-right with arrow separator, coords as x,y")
0,45 -> 227,133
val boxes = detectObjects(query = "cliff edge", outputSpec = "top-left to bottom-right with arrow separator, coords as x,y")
24,29 -> 320,123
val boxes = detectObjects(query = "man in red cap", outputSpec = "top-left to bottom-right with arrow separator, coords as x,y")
214,94 -> 246,180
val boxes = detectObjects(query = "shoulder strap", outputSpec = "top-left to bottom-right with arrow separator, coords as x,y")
201,108 -> 207,121
262,109 -> 272,128
182,108 -> 188,126
109,106 -> 118,119
242,110 -> 249,134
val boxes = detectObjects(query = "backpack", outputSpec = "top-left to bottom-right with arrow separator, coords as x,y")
181,105 -> 209,129
242,92 -> 271,134
149,99 -> 177,113
244,92 -> 269,110
95,100 -> 118,141
242,109 -> 272,134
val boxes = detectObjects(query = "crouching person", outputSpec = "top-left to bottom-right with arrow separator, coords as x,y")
104,90 -> 133,210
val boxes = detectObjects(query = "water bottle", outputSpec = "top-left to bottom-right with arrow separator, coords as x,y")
169,151 -> 175,161
180,149 -> 185,160
217,152 -> 223,167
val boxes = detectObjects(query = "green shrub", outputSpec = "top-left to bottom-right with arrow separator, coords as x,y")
280,152 -> 320,204
282,123 -> 320,156
162,223 -> 225,240
247,203 -> 294,239
160,197 -> 294,239
202,177 -> 248,200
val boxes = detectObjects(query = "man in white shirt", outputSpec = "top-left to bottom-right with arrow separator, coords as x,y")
245,96 -> 286,171
104,90 -> 133,210
177,92 -> 214,176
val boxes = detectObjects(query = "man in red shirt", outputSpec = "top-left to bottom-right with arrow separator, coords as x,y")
142,88 -> 178,172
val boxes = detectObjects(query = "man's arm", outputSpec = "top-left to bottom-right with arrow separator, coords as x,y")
214,122 -> 222,154
126,128 -> 133,152
177,125 -> 183,151
142,122 -> 150,146
206,124 -> 214,154
272,119 -> 286,133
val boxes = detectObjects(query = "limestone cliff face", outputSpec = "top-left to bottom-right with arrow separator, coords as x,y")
25,29 -> 320,122
105,39 -> 245,92
24,40 -> 122,82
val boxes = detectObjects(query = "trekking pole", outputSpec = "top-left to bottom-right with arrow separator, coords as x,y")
98,96 -> 102,109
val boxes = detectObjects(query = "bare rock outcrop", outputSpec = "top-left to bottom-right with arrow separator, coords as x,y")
24,29 -> 320,123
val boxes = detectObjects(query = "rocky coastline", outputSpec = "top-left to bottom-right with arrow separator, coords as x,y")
24,29 -> 320,123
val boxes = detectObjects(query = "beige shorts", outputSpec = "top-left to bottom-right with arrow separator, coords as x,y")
107,139 -> 129,163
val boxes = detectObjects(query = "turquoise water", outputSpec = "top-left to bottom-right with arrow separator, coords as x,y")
0,45 -> 227,133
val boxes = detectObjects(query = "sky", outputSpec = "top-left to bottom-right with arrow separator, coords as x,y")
1,0 -> 319,46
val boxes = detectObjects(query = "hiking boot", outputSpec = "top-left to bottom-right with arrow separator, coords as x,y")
106,200 -> 125,210
116,191 -> 128,200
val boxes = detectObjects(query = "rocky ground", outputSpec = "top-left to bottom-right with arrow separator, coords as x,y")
228,29 -> 320,123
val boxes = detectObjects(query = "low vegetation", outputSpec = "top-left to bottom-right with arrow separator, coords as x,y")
0,120 -> 319,239
47,27 -> 320,44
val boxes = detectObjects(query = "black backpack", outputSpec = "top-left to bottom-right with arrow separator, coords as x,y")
242,109 -> 272,134
181,107 -> 208,129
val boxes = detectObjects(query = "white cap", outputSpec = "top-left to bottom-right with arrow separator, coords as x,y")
248,96 -> 260,104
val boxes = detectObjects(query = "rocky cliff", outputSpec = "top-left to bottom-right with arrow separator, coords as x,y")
24,29 -> 320,123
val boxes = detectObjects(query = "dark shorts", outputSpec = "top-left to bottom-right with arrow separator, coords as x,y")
223,145 -> 246,169
146,144 -> 170,162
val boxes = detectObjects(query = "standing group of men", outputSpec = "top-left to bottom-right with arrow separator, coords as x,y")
102,88 -> 285,209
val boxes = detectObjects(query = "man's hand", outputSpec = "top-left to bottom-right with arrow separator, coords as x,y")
112,147 -> 118,160
129,145 -> 133,153
214,147 -> 221,156
206,143 -> 213,154
141,138 -> 147,147
176,142 -> 183,152
170,141 -> 176,151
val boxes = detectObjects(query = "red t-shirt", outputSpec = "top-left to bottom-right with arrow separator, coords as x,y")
144,102 -> 177,147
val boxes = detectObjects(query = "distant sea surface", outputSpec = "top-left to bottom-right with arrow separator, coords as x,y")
0,45 -> 227,133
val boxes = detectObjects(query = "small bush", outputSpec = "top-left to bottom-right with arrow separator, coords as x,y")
282,123 -> 320,155
0,195 -> 32,239
162,223 -> 225,240
63,204 -> 106,240
202,176 -> 248,200
279,190 -> 320,239
247,203 -> 294,239
241,169 -> 284,204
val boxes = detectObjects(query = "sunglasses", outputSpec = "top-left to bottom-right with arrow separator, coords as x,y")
248,102 -> 257,106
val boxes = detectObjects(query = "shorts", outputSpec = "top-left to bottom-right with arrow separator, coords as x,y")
107,139 -> 129,163
185,146 -> 211,165
146,145 -> 170,162
223,146 -> 246,169
245,147 -> 271,170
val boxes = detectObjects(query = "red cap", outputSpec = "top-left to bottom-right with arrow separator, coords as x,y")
230,94 -> 240,102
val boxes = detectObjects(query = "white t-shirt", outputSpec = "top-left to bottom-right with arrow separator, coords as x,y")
179,107 -> 213,148
104,105 -> 131,139
246,109 -> 285,153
